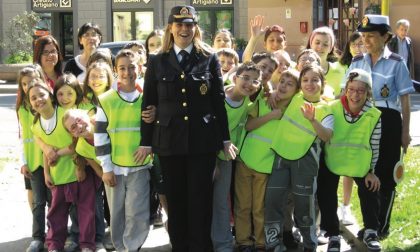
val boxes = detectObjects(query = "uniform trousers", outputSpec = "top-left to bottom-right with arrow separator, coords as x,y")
375,108 -> 401,235
159,153 -> 216,252
46,168 -> 96,251
104,168 -> 150,252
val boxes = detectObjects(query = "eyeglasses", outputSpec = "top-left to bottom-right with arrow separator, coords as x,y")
41,50 -> 58,56
82,32 -> 100,38
236,75 -> 261,85
346,87 -> 366,95
350,42 -> 364,48
298,57 -> 317,63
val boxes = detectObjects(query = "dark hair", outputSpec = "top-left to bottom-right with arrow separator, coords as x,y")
299,64 -> 326,95
213,29 -> 235,48
123,41 -> 145,51
53,73 -> 84,106
251,52 -> 279,70
339,32 -> 362,67
16,64 -> 45,114
33,35 -> 63,77
83,62 -> 113,106
115,49 -> 140,68
87,48 -> 113,69
145,30 -> 164,58
296,49 -> 321,70
27,78 -> 57,124
264,25 -> 286,42
236,61 -> 261,76
279,69 -> 301,90
77,22 -> 103,50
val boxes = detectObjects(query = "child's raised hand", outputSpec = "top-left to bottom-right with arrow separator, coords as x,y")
300,102 -> 316,122
20,165 -> 32,179
250,15 -> 268,38
142,105 -> 156,123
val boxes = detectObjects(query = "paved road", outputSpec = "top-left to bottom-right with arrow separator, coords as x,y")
3,85 -> 420,251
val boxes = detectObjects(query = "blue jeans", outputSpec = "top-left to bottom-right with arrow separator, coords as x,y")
211,158 -> 234,252
30,167 -> 51,242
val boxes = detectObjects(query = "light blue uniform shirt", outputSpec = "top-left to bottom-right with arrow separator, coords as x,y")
342,47 -> 414,112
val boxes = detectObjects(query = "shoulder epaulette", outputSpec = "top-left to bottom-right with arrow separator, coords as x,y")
352,54 -> 364,62
389,53 -> 403,62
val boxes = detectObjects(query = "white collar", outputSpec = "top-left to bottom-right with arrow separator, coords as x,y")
174,43 -> 193,55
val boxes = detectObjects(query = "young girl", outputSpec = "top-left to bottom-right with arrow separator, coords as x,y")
213,29 -> 235,50
296,49 -> 321,72
270,65 -> 334,252
29,78 -> 96,252
271,50 -> 292,89
319,69 -> 382,251
53,73 -> 84,110
16,65 -> 50,252
234,52 -> 278,251
306,27 -> 346,98
83,62 -> 114,107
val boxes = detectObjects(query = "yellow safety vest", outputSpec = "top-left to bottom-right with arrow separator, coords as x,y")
18,107 -> 43,172
271,93 -> 331,160
75,137 -> 100,164
239,99 -> 279,174
99,89 -> 151,167
31,106 -> 76,185
325,100 -> 381,177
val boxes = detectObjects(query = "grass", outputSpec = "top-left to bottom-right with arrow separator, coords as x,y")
339,146 -> 420,251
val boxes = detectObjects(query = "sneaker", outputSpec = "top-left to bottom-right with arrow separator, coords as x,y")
357,228 -> 366,240
153,212 -> 164,227
238,245 -> 254,252
95,242 -> 107,252
340,205 -> 355,225
317,229 -> 329,245
64,240 -> 78,252
26,240 -> 44,252
103,230 -> 115,250
303,248 -> 315,252
283,230 -> 299,249
327,236 -> 341,252
81,248 -> 94,252
48,250 -> 59,252
363,229 -> 381,251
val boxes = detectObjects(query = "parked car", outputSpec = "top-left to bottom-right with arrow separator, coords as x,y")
99,40 -> 144,56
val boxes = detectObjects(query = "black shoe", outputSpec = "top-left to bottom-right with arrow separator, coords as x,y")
238,245 -> 254,252
378,230 -> 389,240
363,230 -> 381,251
283,230 -> 298,249
357,228 -> 366,240
327,236 -> 341,252
303,248 -> 315,252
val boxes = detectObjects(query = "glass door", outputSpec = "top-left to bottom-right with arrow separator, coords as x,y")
61,13 -> 73,60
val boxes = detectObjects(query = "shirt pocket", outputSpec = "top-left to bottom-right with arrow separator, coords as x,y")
157,74 -> 176,100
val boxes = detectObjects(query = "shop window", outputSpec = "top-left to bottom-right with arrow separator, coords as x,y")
196,9 -> 233,45
113,11 -> 153,42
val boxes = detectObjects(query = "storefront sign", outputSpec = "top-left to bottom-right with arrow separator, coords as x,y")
32,0 -> 72,12
191,0 -> 234,7
112,0 -> 155,9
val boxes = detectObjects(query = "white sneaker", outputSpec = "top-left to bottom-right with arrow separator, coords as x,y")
26,240 -> 44,252
95,242 -> 107,252
340,205 -> 355,225
317,229 -> 329,245
81,248 -> 94,252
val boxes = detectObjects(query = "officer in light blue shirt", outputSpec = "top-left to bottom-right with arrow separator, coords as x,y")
342,14 -> 415,246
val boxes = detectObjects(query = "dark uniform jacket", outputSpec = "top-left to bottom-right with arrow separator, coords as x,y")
141,46 -> 230,156
388,35 -> 415,79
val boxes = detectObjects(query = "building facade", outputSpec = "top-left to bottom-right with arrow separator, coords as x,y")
1,0 -> 419,78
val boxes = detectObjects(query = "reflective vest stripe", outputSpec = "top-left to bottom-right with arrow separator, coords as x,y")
282,114 -> 317,137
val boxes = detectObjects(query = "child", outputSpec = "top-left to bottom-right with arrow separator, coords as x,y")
296,49 -> 321,72
29,78 -> 96,252
270,65 -> 334,252
319,69 -> 382,251
262,69 -> 301,251
216,48 -> 239,82
16,65 -> 50,252
83,62 -> 114,107
234,52 -> 278,251
94,49 -> 152,251
53,73 -> 84,110
211,62 -> 261,252
213,29 -> 235,50
271,50 -> 292,89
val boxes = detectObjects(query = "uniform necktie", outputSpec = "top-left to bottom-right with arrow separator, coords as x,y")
179,50 -> 189,70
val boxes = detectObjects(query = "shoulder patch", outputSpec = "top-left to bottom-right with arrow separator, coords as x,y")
352,54 -> 364,62
389,53 -> 403,62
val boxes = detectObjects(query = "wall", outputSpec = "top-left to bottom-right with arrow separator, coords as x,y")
389,0 -> 420,80
248,0 -> 313,61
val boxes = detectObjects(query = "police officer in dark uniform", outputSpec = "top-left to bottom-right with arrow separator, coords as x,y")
137,5 -> 236,252
344,14 -> 415,249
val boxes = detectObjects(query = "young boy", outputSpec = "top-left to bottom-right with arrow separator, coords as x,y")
216,48 -> 240,84
94,49 -> 152,252
212,62 -> 261,252
234,53 -> 278,251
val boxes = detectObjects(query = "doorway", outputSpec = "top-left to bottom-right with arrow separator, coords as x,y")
60,13 -> 73,60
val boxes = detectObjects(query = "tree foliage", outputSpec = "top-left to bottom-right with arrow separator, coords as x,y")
1,11 -> 40,63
